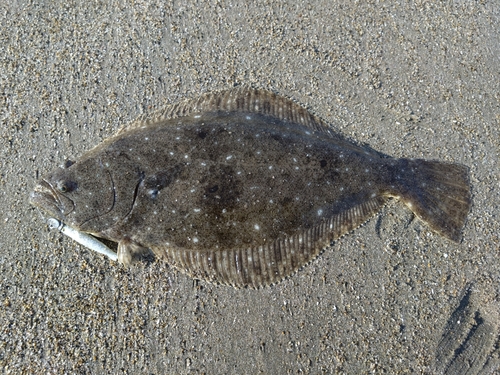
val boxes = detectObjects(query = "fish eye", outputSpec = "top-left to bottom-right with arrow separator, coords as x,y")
64,160 -> 75,168
57,180 -> 77,193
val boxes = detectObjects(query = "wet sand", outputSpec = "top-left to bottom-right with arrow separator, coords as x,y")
1,1 -> 499,373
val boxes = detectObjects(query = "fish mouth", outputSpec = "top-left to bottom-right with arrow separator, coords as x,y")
29,179 -> 74,221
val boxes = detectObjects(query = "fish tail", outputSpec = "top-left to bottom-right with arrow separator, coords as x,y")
393,159 -> 471,242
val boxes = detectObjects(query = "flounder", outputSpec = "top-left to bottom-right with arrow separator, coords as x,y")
30,88 -> 471,288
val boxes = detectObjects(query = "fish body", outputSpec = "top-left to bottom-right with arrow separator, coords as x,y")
30,88 -> 471,287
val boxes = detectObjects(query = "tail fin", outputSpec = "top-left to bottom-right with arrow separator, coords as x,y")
396,159 -> 471,242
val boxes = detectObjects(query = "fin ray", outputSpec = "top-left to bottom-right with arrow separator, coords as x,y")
117,88 -> 378,157
152,196 -> 388,287
397,159 -> 471,242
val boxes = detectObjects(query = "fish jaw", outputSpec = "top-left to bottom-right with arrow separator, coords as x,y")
29,179 -> 74,222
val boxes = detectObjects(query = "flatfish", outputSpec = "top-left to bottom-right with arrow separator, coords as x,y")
30,88 -> 471,287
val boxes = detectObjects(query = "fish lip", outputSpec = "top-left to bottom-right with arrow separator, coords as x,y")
29,179 -> 73,220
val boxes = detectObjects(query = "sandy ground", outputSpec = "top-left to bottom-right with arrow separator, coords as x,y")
1,1 -> 499,374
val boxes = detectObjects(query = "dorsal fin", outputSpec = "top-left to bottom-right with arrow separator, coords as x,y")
117,87 -> 380,156
118,87 -> 336,137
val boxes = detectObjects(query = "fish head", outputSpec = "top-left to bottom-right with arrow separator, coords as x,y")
30,157 -> 114,231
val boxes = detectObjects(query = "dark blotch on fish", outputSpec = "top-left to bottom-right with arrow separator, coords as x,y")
30,88 -> 472,287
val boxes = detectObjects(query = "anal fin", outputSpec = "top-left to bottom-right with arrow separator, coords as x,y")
153,196 -> 388,288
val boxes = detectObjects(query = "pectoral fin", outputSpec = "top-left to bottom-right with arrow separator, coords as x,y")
117,238 -> 151,265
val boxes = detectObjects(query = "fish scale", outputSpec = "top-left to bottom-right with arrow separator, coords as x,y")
30,88 -> 471,287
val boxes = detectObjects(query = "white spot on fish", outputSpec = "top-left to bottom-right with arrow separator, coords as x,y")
317,209 -> 323,216
194,208 -> 201,212
226,155 -> 233,160
148,189 -> 158,198
254,224 -> 260,231
193,237 -> 199,243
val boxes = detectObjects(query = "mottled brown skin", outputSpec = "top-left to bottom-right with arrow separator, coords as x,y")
30,88 -> 471,287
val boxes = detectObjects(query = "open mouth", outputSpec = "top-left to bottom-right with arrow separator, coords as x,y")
29,180 -> 67,221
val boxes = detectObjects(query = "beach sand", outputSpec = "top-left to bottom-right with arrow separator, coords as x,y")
1,1 -> 499,373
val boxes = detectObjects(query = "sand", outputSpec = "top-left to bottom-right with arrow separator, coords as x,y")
1,1 -> 499,373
